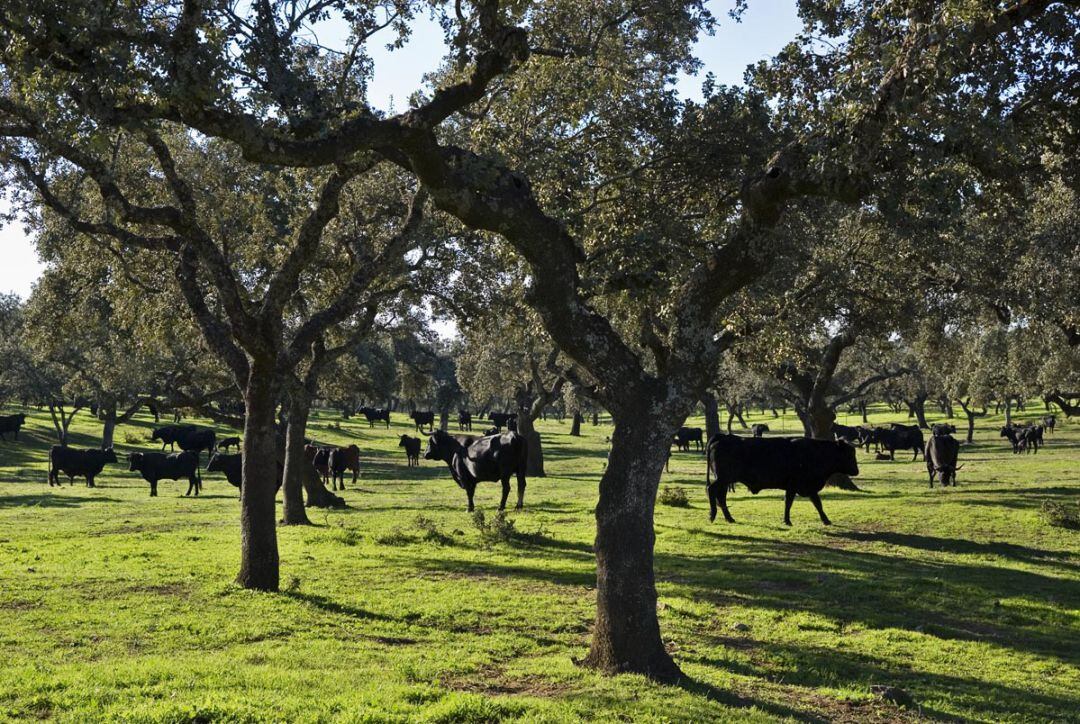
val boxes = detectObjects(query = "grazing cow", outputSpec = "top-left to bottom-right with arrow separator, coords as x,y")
673,426 -> 704,452
1001,424 -> 1042,454
0,413 -> 28,441
457,410 -> 473,431
424,429 -> 528,511
304,445 -> 332,486
128,450 -> 201,496
399,435 -> 421,466
925,434 -> 961,488
48,446 -> 118,487
877,425 -> 924,461
176,428 -> 216,463
216,436 -> 241,452
410,410 -> 435,433
206,453 -> 283,492
361,407 -> 391,429
931,423 -> 957,437
151,424 -> 197,451
859,426 -> 881,452
327,444 -> 361,490
831,422 -> 862,444
1043,415 -> 1056,435
752,423 -> 770,438
489,412 -> 517,431
705,434 -> 859,525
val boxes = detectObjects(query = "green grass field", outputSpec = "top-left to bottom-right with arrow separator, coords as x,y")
1,404 -> 1077,723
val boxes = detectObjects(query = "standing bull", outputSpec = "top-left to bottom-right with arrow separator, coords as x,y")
49,446 -> 118,487
925,434 -> 961,487
424,429 -> 528,511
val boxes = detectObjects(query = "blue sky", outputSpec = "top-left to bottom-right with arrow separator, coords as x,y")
0,0 -> 802,299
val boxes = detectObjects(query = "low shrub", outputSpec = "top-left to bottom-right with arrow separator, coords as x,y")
658,486 -> 690,507
1041,500 -> 1080,530
471,509 -> 516,544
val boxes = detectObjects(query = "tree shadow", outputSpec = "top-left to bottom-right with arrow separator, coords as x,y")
0,493 -> 122,508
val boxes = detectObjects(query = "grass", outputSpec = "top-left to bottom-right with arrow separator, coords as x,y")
0,404 -> 1077,722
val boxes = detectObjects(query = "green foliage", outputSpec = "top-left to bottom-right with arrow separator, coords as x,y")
1041,500 -> 1080,531
658,485 -> 690,507
471,509 -> 517,545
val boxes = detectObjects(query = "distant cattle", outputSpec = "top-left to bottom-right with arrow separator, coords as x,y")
327,445 -> 361,490
410,410 -> 435,433
1043,415 -> 1056,435
304,445 -> 332,486
457,410 -> 473,431
49,446 -> 118,487
673,426 -> 704,452
925,434 -> 961,488
216,436 -> 241,452
831,422 -> 862,444
1001,424 -> 1042,454
931,423 -> 957,437
360,407 -> 391,429
877,425 -> 924,461
128,450 -> 201,496
0,413 -> 28,441
705,434 -> 858,525
489,412 -> 517,431
206,453 -> 282,492
424,429 -> 528,511
151,424 -> 197,451
752,423 -> 770,438
399,435 -> 421,466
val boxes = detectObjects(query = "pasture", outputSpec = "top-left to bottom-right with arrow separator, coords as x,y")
1,406 -> 1077,723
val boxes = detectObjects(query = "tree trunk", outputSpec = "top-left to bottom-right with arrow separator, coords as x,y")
570,411 -> 582,437
592,411 -> 599,426
581,414 -> 681,682
912,394 -> 929,429
236,362 -> 281,592
965,410 -> 976,443
859,400 -> 868,423
101,402 -> 117,449
734,403 -> 748,428
281,394 -> 312,525
517,412 -> 545,477
1005,397 -> 1013,426
702,395 -> 720,440
439,410 -> 449,432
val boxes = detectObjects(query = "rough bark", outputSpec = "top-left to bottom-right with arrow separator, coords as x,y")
236,362 -> 281,591
570,411 -> 582,437
517,412 -> 545,477
910,394 -> 929,429
702,395 -> 720,440
581,414 -> 681,682
281,394 -> 312,525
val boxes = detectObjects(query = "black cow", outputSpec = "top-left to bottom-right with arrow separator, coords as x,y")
49,446 -> 118,487
489,412 -> 517,431
673,426 -> 704,452
1001,424 -> 1042,454
457,410 -> 473,431
399,435 -> 421,466
304,445 -> 332,486
705,434 -> 858,526
151,424 -> 197,451
327,444 -> 361,490
216,436 -> 241,452
128,451 -> 201,496
424,429 -> 528,511
205,453 -> 283,492
859,426 -> 881,452
361,407 -> 391,429
1043,415 -> 1056,435
411,410 -> 435,433
176,428 -> 216,463
925,434 -> 961,488
752,423 -> 770,438
0,413 -> 28,441
831,422 -> 862,444
931,423 -> 957,437
877,425 -> 924,461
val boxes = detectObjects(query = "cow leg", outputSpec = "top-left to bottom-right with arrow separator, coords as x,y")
87,474 -> 95,488
715,482 -> 736,523
150,480 -> 158,497
352,467 -> 358,486
809,492 -> 831,525
515,471 -> 526,509
911,448 -> 919,462
783,490 -> 796,526
499,477 -> 511,510
928,469 -> 935,488
466,484 -> 476,512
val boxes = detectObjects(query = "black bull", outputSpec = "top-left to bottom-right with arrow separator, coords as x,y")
706,434 -> 859,526
424,429 -> 528,511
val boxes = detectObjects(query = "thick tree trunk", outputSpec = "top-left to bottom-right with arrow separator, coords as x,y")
859,400 -> 868,423
702,395 -> 720,440
281,395 -> 312,525
912,394 -> 929,429
236,362 -> 280,591
439,410 -> 449,432
965,411 -> 976,443
1005,397 -> 1013,426
592,411 -> 599,426
517,413 -> 545,477
582,414 -> 681,682
101,403 -> 117,449
570,411 -> 582,437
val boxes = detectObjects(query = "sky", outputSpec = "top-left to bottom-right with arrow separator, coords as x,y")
0,0 -> 802,300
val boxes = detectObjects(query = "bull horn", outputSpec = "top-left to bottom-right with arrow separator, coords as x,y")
954,464 -> 964,470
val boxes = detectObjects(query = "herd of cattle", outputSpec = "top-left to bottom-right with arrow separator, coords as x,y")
0,408 -> 1061,525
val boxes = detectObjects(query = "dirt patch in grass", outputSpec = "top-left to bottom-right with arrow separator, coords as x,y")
441,665 -> 574,698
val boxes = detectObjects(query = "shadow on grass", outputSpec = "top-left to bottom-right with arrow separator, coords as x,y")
0,493 -> 123,508
281,590 -> 394,621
